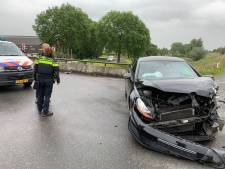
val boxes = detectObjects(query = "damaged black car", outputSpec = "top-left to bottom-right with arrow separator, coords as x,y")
124,56 -> 225,168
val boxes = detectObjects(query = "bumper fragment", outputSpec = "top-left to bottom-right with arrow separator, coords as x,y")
129,110 -> 225,168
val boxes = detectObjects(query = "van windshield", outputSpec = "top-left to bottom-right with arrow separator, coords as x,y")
0,42 -> 23,56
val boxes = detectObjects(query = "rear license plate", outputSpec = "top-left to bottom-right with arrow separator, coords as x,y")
16,79 -> 29,84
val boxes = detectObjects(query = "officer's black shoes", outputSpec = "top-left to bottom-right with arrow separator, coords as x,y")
41,111 -> 53,117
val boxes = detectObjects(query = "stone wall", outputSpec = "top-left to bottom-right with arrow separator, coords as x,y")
59,61 -> 127,78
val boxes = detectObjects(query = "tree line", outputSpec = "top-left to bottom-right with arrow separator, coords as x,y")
33,3 -> 150,63
166,39 -> 225,61
213,47 -> 225,55
170,38 -> 206,61
33,3 -> 224,62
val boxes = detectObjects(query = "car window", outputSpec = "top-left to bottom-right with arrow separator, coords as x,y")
0,42 -> 23,56
137,60 -> 198,80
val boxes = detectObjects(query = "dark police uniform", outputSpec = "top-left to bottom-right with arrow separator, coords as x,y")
34,53 -> 56,101
34,55 -> 60,116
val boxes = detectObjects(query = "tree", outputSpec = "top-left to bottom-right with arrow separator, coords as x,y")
170,38 -> 206,59
190,38 -> 203,49
98,11 -> 150,62
81,21 -> 103,58
145,43 -> 158,56
158,48 -> 170,56
181,44 -> 190,55
33,3 -> 102,59
189,38 -> 206,60
190,47 -> 206,61
213,47 -> 225,55
171,42 -> 185,57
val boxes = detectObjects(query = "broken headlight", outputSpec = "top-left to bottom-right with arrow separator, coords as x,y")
136,98 -> 153,119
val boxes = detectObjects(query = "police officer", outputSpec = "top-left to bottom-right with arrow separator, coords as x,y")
34,47 -> 60,117
34,43 -> 51,103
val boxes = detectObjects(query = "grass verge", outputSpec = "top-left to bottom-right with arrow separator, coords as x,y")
189,53 -> 225,76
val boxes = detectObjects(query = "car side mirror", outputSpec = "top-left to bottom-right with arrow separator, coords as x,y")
124,73 -> 131,79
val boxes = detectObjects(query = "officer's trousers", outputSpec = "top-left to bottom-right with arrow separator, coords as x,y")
37,79 -> 53,113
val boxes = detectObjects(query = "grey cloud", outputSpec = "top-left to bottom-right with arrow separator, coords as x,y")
0,0 -> 224,49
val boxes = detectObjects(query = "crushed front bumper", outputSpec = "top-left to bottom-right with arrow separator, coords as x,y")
128,109 -> 225,168
0,70 -> 34,86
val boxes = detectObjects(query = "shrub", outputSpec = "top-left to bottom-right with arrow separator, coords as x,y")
190,47 -> 206,61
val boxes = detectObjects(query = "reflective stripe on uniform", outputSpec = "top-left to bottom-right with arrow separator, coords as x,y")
38,60 -> 54,65
36,56 -> 58,66
53,63 -> 59,67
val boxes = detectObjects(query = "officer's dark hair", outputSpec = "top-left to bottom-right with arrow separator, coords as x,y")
45,47 -> 54,58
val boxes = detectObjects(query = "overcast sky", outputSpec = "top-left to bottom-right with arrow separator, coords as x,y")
0,0 -> 225,49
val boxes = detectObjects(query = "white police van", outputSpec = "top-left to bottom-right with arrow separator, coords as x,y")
0,41 -> 34,87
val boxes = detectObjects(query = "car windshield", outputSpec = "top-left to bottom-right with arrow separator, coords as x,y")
137,60 -> 198,81
0,42 -> 23,56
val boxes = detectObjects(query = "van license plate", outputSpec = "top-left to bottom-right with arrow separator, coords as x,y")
16,79 -> 29,84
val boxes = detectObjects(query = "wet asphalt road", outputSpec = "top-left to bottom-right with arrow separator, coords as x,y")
1,73 -> 225,169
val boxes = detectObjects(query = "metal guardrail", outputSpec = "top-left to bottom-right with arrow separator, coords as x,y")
28,56 -> 131,68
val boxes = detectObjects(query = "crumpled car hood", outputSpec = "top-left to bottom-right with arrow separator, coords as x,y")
141,77 -> 217,98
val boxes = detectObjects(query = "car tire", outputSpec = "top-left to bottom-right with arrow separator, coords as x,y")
24,82 -> 32,88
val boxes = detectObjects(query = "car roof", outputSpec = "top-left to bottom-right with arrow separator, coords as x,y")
138,56 -> 185,62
